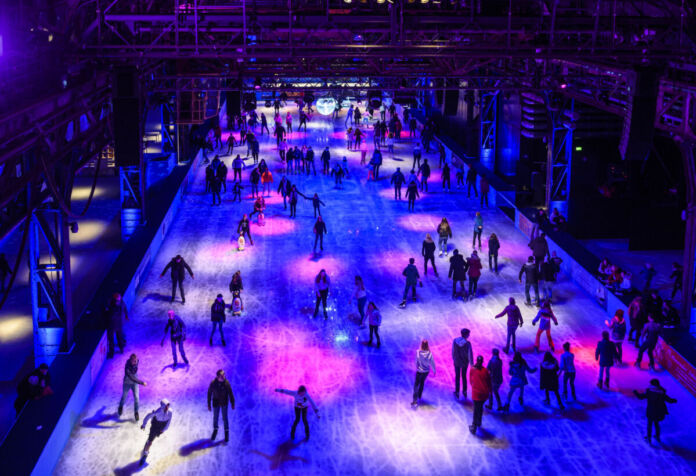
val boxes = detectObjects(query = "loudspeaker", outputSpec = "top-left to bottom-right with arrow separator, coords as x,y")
113,98 -> 141,167
113,67 -> 141,168
226,91 -> 241,117
444,90 -> 459,116
619,68 -> 660,161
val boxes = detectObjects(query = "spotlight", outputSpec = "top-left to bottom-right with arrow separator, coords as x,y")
377,0 -> 385,3
344,0 -> 351,3
420,0 -> 429,3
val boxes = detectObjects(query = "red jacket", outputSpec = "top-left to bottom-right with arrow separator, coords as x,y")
467,256 -> 482,278
469,367 -> 491,401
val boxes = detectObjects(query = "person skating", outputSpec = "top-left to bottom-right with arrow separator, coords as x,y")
261,169 -> 274,197
139,399 -> 172,466
331,162 -> 344,188
488,233 -> 500,273
321,147 -> 331,174
305,146 -> 316,175
237,214 -> 253,245
366,302 -> 382,347
104,292 -> 129,358
466,166 -> 477,198
351,275 -> 368,326
442,162 -> 451,192
480,177 -> 490,207
160,255 -> 194,304
412,339 -> 436,407
161,310 -> 188,367
412,143 -> 422,171
669,262 -> 683,300
633,378 -> 677,444
559,342 -> 576,401
502,351 -> 537,411
519,256 -> 540,306
232,155 -> 245,182
217,160 -> 228,193
540,256 -> 559,302
486,349 -> 503,411
540,351 -> 565,409
640,263 -> 657,292
419,159 -> 431,192
406,169 -> 420,188
532,301 -> 559,352
118,353 -> 147,422
313,270 -> 330,319
628,295 -> 646,345
595,330 -> 616,390
529,232 -> 550,271
400,258 -> 422,308
275,385 -> 320,441
472,212 -> 483,250
436,218 -> 452,257
606,309 -> 627,365
405,180 -> 419,212
229,270 -> 243,302
448,249 -> 468,299
277,176 -> 289,209
210,294 -> 226,346
207,369 -> 235,442
469,356 -> 492,434
313,216 -> 327,253
289,185 -> 300,218
495,297 -> 524,353
391,168 -> 405,200
370,148 -> 383,180
304,193 -> 325,218
210,170 -> 222,206
260,113 -> 270,135
452,328 -> 473,400
421,234 -> 438,277
225,133 -> 236,156
286,111 -> 293,133
249,167 -> 260,197
634,314 -> 661,371
466,251 -> 483,300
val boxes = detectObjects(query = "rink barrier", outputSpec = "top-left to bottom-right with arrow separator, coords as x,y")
0,149 -> 204,476
414,108 -> 696,398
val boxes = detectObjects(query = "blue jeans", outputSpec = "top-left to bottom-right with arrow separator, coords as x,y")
210,321 -> 225,342
357,297 -> 367,324
505,326 -> 518,351
599,365 -> 611,383
524,282 -> 540,304
119,382 -> 139,412
213,404 -> 229,431
171,338 -> 188,365
438,237 -> 448,254
541,281 -> 553,300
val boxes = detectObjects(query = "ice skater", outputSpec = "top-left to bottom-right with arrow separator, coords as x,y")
305,193 -> 326,218
366,302 -> 382,347
161,310 -> 188,367
321,147 -> 331,174
350,275 -> 368,326
160,255 -> 194,304
421,234 -> 438,276
540,351 -> 565,409
405,180 -> 419,212
210,294 -> 226,346
437,218 -> 452,257
595,331 -> 617,389
331,162 -> 344,188
452,328 -> 473,400
391,167 -> 405,200
313,216 -> 327,253
532,301 -> 558,352
448,249 -> 468,299
494,297 -> 524,353
633,378 -> 677,444
207,369 -> 235,442
104,292 -> 129,358
313,269 -> 330,318
118,353 -> 147,422
275,386 -> 320,441
559,342 -> 576,401
502,352 -> 537,411
466,251 -> 483,299
400,258 -> 422,308
419,159 -> 430,192
237,214 -> 253,245
488,233 -> 500,273
139,399 -> 172,466
485,349 -> 503,411
472,212 -> 483,250
412,339 -> 436,407
469,356 -> 491,434
519,256 -> 540,306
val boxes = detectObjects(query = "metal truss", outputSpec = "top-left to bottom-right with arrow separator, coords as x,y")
29,207 -> 74,364
479,91 -> 499,156
544,96 -> 575,210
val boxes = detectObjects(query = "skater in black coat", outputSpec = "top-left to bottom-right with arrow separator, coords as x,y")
391,168 -> 405,200
442,162 -> 451,192
210,294 -> 227,346
160,255 -> 194,303
421,234 -> 438,276
207,369 -> 235,442
305,193 -> 326,218
419,159 -> 431,192
634,378 -> 677,444
237,215 -> 253,245
313,216 -> 327,253
289,186 -> 301,218
321,147 -> 331,174
104,292 -> 129,358
250,168 -> 261,198
448,249 -> 469,298
405,181 -> 419,212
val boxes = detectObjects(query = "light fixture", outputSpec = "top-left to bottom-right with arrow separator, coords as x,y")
343,0 -> 352,3
420,0 -> 429,4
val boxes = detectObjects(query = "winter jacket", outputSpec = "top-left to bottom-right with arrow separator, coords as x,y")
559,352 -> 575,373
250,168 -> 260,184
487,355 -> 503,386
539,359 -> 560,391
442,163 -> 450,180
315,276 -> 331,293
530,236 -> 550,259
229,274 -> 243,293
237,218 -> 251,234
277,389 -> 318,411
402,263 -> 420,286
420,163 -> 431,178
124,360 -> 144,386
467,255 -> 482,278
391,171 -> 405,186
595,339 -> 616,367
211,299 -> 226,323
509,361 -> 536,387
480,177 -> 490,194
608,317 -> 627,342
488,236 -> 500,254
469,367 -> 492,402
405,183 -> 419,200
496,304 -> 524,328
473,215 -> 483,233
162,258 -> 193,281
164,316 -> 186,340
452,337 -> 473,367
314,220 -> 327,235
207,379 -> 235,407
518,262 -> 538,283
421,240 -> 436,259
448,254 -> 468,281
540,261 -> 557,282
532,308 -> 558,330
437,223 -> 452,239
368,308 -> 382,326
105,299 -> 128,328
634,385 -> 677,422
640,321 -> 661,347
416,350 -> 436,373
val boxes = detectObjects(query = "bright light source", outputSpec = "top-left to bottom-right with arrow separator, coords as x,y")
560,83 -> 567,89
316,98 -> 337,116
575,146 -> 583,151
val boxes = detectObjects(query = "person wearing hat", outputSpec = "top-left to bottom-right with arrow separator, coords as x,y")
104,292 -> 129,358
140,399 -> 173,466
207,369 -> 235,442
160,255 -> 194,304
210,294 -> 226,346
634,378 -> 677,444
161,310 -> 188,367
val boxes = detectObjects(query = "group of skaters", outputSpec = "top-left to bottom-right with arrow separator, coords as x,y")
94,102 -> 685,469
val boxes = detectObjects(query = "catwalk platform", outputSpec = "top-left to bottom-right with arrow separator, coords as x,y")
55,107 -> 696,476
